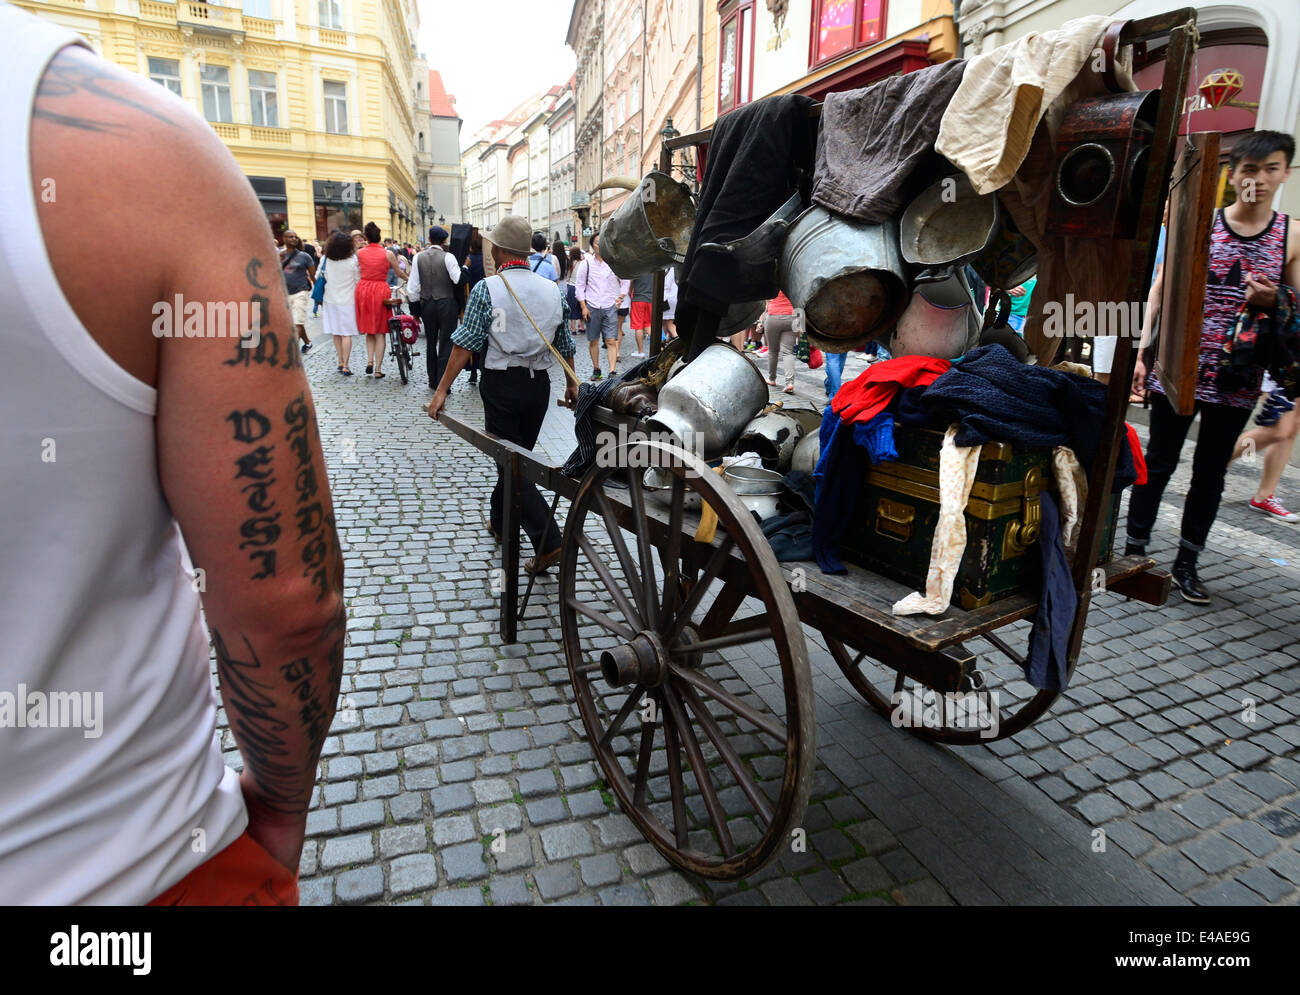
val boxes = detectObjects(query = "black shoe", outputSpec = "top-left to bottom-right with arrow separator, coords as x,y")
1171,557 -> 1210,605
1124,543 -> 1146,558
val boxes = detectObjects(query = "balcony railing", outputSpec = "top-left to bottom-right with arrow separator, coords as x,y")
244,15 -> 276,38
178,2 -> 243,35
138,0 -> 176,22
250,126 -> 290,144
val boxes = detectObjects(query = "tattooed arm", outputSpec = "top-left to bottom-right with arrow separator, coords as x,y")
30,45 -> 346,872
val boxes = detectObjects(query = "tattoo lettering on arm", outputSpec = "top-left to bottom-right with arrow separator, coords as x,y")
229,408 -> 280,579
212,630 -> 301,813
34,52 -> 182,134
245,257 -> 268,290
224,258 -> 300,369
285,394 -> 337,600
212,604 -> 346,818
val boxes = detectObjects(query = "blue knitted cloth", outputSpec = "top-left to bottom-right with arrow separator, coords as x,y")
900,345 -> 1137,490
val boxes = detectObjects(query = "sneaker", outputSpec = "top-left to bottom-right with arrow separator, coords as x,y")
1255,390 -> 1294,427
758,346 -> 769,355
590,370 -> 603,381
1250,495 -> 1299,521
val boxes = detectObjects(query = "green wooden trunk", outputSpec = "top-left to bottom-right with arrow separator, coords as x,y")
838,424 -> 1119,610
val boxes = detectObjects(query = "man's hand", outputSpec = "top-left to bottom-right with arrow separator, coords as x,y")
1132,359 -> 1148,399
563,381 -> 579,408
239,771 -> 306,873
428,389 -> 448,420
581,305 -> 590,323
1245,271 -> 1279,309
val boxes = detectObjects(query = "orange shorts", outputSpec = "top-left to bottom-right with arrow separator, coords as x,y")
148,830 -> 299,906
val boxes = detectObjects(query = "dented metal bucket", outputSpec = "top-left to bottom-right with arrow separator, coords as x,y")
599,171 -> 696,279
778,206 -> 908,354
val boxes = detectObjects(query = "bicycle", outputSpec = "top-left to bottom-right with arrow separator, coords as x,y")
384,297 -> 417,385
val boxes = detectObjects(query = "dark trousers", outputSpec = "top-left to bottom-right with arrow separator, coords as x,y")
421,297 -> 459,389
1126,391 -> 1252,553
480,367 -> 562,555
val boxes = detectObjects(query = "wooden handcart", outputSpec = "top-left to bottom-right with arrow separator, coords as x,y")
440,9 -> 1199,881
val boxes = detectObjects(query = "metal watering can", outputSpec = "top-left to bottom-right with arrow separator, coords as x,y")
599,171 -> 697,279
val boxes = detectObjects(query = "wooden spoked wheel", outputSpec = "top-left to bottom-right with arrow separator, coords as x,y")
559,439 -> 815,880
825,631 -> 1065,745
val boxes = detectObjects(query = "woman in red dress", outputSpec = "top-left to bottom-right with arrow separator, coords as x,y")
354,221 -> 406,377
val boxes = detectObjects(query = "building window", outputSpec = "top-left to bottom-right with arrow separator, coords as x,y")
242,0 -> 272,18
418,132 -> 425,151
324,80 -> 348,134
200,64 -> 233,123
148,57 -> 181,97
318,0 -> 342,29
718,3 -> 754,115
249,70 -> 279,127
812,0 -> 886,68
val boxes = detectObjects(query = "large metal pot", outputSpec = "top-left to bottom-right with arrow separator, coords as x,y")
723,465 -> 783,520
599,171 -> 696,279
736,409 -> 806,473
645,344 -> 767,459
778,206 -> 908,353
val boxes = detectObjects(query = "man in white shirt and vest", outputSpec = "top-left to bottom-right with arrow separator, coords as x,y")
428,215 -> 578,574
408,225 -> 464,391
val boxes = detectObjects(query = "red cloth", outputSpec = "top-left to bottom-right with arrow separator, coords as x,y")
148,831 -> 298,906
767,291 -> 794,316
831,355 -> 952,424
1125,422 -> 1147,486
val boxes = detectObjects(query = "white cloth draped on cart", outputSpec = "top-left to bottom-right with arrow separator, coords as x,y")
892,425 -> 981,616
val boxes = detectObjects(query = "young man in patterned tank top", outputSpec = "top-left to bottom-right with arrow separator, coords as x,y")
1127,131 -> 1298,604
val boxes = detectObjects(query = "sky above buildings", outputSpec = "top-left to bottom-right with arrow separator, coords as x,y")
420,0 -> 576,142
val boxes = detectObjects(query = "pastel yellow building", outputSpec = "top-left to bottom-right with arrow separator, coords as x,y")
15,0 -> 423,245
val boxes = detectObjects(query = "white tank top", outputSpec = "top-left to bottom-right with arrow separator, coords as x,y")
0,3 -> 247,903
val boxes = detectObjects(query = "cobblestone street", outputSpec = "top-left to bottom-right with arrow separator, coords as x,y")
214,324 -> 1300,906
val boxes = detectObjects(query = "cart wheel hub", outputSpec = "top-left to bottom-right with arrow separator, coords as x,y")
600,630 -> 669,688
675,624 -> 704,671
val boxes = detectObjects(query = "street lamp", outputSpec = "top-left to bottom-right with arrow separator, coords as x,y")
438,214 -> 446,226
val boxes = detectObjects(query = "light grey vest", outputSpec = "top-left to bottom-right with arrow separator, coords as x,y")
416,245 -> 456,301
482,270 -> 564,373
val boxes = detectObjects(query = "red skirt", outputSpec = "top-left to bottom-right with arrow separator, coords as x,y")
355,278 -> 391,335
